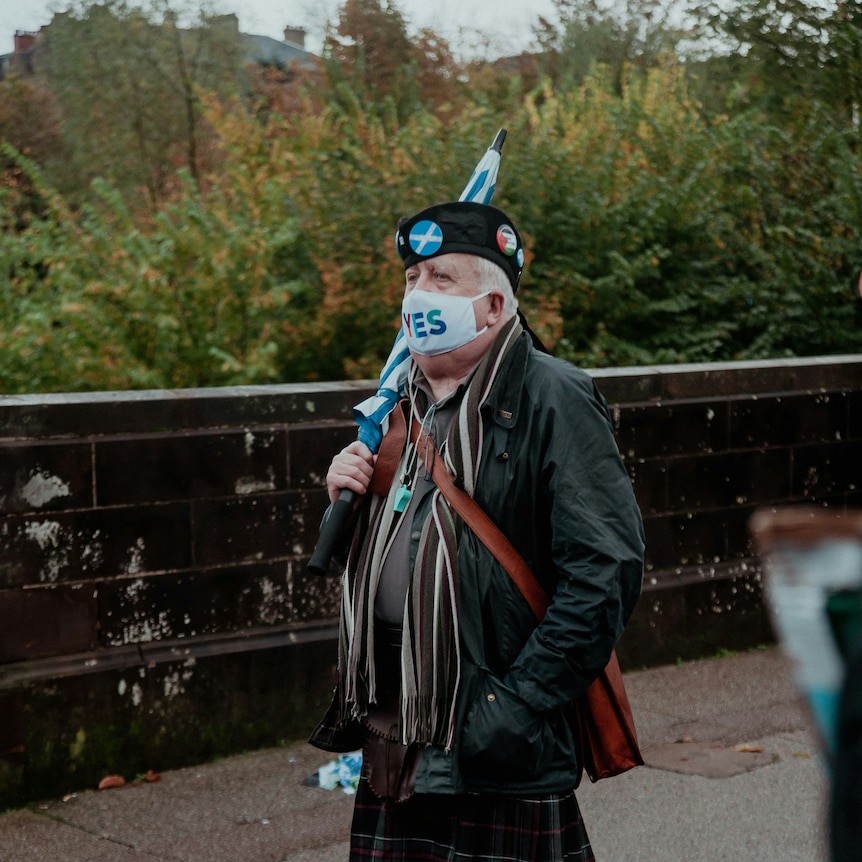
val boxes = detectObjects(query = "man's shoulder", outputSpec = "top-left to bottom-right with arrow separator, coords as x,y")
486,334 -> 603,422
521,347 -> 613,428
525,347 -> 595,394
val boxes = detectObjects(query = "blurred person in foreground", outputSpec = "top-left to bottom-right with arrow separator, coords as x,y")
830,585 -> 862,862
310,200 -> 645,861
831,641 -> 862,861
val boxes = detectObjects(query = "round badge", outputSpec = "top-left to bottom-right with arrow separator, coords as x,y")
517,248 -> 525,267
409,220 -> 444,256
496,225 -> 518,256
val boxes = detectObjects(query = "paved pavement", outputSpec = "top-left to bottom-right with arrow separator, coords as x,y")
0,647 -> 831,861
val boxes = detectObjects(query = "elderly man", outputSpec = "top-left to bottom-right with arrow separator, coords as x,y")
310,201 -> 644,862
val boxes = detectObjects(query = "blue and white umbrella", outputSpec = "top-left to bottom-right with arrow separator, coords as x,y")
459,128 -> 507,205
308,129 -> 508,573
352,328 -> 411,452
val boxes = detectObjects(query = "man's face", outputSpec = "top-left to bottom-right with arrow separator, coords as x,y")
402,252 -> 507,368
404,253 -> 485,300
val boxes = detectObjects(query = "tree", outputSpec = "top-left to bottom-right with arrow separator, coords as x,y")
323,0 -> 418,116
0,76 -> 63,165
822,1 -> 862,129
534,0 -> 688,94
322,0 -> 467,121
688,0 -> 858,124
412,27 -> 465,117
40,0 -> 245,206
0,76 -> 65,223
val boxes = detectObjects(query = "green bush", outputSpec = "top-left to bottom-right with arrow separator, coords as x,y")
1,63 -> 860,395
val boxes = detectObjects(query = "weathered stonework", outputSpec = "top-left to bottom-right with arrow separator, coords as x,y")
1,358 -> 860,806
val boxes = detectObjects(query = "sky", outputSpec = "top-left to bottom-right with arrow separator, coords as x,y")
1,0 -> 562,59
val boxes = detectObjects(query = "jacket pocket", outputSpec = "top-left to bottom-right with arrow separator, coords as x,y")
459,667 -> 556,782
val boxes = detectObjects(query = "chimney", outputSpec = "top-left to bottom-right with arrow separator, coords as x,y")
283,26 -> 306,48
212,13 -> 239,34
14,31 -> 36,53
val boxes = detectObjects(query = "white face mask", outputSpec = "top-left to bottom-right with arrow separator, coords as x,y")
401,289 -> 491,356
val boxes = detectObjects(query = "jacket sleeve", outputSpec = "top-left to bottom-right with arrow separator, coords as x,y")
508,362 -> 644,713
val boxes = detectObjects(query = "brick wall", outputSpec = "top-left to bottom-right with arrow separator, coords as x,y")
1,357 -> 860,805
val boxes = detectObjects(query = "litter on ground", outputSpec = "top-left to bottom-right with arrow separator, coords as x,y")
304,751 -> 362,794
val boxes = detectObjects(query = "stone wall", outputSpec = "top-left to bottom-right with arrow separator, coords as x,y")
1,357 -> 860,805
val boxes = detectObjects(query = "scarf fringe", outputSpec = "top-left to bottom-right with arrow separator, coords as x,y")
339,317 -> 523,749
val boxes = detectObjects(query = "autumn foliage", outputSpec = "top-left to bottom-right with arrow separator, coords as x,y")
0,0 -> 860,394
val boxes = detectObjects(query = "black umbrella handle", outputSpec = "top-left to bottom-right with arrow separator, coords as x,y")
307,488 -> 356,575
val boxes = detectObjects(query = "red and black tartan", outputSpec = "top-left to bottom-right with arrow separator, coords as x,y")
349,777 -> 595,862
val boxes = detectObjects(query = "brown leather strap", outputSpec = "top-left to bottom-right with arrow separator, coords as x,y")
409,416 -> 549,622
369,399 -> 409,496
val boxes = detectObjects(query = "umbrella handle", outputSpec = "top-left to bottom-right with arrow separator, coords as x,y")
307,489 -> 357,575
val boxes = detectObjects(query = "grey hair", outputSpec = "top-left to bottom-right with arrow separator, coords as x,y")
474,256 -> 519,318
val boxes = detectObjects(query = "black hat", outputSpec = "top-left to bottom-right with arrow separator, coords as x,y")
395,201 -> 525,290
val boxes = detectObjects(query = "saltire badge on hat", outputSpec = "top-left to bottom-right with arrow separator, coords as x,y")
408,220 -> 444,256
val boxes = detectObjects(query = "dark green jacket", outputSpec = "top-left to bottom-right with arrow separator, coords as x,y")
314,331 -> 644,795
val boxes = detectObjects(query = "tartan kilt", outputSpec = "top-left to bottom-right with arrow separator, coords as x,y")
349,776 -> 595,862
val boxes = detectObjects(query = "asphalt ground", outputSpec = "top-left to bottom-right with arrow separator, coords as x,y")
0,646 -> 830,861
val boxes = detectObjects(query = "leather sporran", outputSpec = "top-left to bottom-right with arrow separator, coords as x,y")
362,727 -> 422,805
360,623 -> 422,805
575,651 -> 643,782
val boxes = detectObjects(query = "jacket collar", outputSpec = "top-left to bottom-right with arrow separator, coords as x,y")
482,329 -> 531,430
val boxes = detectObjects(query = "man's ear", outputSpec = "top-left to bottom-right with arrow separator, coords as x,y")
484,291 -> 506,327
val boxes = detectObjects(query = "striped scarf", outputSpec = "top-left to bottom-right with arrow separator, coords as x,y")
339,315 -> 523,749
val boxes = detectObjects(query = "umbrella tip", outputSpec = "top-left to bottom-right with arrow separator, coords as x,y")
491,129 -> 507,153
